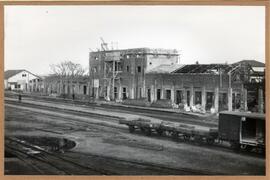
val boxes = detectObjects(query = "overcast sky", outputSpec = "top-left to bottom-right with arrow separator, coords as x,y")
4,5 -> 265,75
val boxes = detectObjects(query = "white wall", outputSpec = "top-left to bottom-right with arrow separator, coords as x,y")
7,70 -> 39,91
252,67 -> 264,72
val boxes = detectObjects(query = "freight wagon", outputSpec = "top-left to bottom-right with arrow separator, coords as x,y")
119,118 -> 219,145
219,111 -> 265,152
119,111 -> 265,153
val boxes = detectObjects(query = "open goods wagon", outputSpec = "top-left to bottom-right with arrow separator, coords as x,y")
119,118 -> 218,145
119,111 -> 265,153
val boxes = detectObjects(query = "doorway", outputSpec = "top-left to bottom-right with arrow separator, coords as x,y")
206,92 -> 214,111
176,90 -> 183,104
195,91 -> 202,105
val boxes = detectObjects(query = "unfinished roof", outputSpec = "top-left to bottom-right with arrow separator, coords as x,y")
234,60 -> 265,67
91,47 -> 179,56
4,69 -> 25,79
172,64 -> 232,74
146,64 -> 184,74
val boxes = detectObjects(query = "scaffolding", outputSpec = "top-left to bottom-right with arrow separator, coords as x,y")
100,38 -> 122,101
103,52 -> 122,101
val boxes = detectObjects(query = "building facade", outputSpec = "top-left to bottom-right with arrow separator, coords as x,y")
4,69 -> 41,91
89,48 -> 264,113
42,75 -> 90,100
146,64 -> 243,112
89,48 -> 180,100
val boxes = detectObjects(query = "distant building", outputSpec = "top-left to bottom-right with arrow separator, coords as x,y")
4,69 -> 41,91
233,60 -> 265,83
233,60 -> 265,113
42,75 -> 90,100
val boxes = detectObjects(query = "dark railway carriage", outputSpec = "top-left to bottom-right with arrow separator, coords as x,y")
218,111 -> 265,151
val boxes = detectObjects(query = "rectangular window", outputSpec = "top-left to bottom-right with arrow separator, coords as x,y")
83,85 -> 87,95
126,66 -> 129,72
115,62 -> 118,71
137,66 -> 141,73
233,93 -> 241,110
166,90 -> 171,100
157,89 -> 161,100
187,91 -> 190,106
122,87 -> 127,100
219,93 -> 228,111
195,91 -> 202,105
176,90 -> 183,104
206,92 -> 214,110
139,88 -> 142,98
147,89 -> 151,102
114,87 -> 118,99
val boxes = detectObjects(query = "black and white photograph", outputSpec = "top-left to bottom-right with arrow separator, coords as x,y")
4,5 -> 266,175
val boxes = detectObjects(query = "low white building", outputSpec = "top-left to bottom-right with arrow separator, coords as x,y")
4,69 -> 41,91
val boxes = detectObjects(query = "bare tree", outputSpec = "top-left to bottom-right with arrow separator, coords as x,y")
50,61 -> 86,77
49,61 -> 86,95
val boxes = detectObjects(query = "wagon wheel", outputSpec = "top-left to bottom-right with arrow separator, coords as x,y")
240,144 -> 253,152
140,127 -> 145,132
194,136 -> 203,145
172,132 -> 179,140
240,144 -> 247,150
156,129 -> 163,136
183,134 -> 190,141
206,138 -> 215,145
145,128 -> 152,136
128,125 -> 135,133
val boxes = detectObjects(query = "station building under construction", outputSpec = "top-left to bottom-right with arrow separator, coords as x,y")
89,48 -> 265,113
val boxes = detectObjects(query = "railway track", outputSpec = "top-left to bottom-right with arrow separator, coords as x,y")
5,136 -> 223,175
5,99 -> 122,124
5,93 -> 218,127
5,137 -> 112,175
5,99 -> 265,158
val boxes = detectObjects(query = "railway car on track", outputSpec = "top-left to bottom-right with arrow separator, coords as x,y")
119,118 -> 219,145
219,111 -> 265,152
119,111 -> 265,153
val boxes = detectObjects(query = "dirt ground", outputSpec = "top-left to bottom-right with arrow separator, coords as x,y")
4,102 -> 265,175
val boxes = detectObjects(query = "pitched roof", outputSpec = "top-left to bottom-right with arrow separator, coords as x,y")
146,64 -> 184,74
4,69 -> 25,79
234,60 -> 265,67
4,69 -> 41,80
